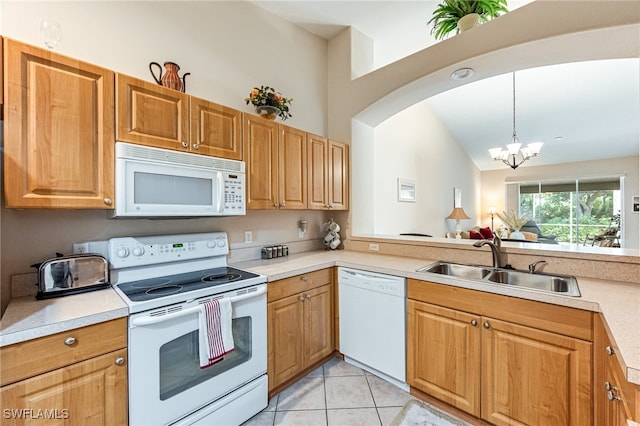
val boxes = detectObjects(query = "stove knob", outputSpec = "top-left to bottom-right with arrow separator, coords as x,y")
132,246 -> 145,257
116,247 -> 130,258
216,238 -> 226,248
207,240 -> 216,249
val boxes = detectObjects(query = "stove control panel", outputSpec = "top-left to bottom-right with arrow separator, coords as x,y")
106,232 -> 229,269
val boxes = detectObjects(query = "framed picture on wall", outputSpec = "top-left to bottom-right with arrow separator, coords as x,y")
398,178 -> 416,202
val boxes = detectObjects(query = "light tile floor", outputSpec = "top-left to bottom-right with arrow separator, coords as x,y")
242,358 -> 419,426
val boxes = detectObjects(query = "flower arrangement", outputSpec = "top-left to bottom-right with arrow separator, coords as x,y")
244,85 -> 293,120
496,209 -> 528,231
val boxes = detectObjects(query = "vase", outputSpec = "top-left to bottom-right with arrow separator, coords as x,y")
256,105 -> 280,120
510,229 -> 526,240
457,13 -> 481,32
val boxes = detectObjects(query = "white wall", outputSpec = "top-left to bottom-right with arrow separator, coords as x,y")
481,156 -> 640,249
368,101 -> 480,237
0,1 -> 330,313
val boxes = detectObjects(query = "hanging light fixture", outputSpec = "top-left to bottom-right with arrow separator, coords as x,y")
488,72 -> 543,169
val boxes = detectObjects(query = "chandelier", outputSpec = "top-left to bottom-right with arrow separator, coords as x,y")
488,72 -> 543,169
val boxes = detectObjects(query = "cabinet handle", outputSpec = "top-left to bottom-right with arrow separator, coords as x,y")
306,294 -> 311,300
64,337 -> 76,346
604,381 -> 618,392
298,296 -> 305,302
192,143 -> 200,149
329,205 -> 334,209
483,322 -> 491,329
182,141 -> 188,148
607,390 -> 622,402
103,198 -> 112,205
471,319 -> 478,327
274,203 -> 280,208
115,357 -> 125,366
281,201 -> 286,207
605,346 -> 614,356
301,276 -> 308,282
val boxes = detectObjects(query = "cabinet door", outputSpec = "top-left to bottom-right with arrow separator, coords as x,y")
307,134 -> 328,209
328,140 -> 349,210
268,293 -> 305,391
190,97 -> 242,160
407,300 -> 481,417
4,39 -> 114,209
116,73 -> 189,151
481,317 -> 592,426
0,348 -> 128,426
243,115 -> 278,209
304,284 -> 334,367
278,125 -> 307,210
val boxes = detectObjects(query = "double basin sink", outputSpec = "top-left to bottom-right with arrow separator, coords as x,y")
417,261 -> 581,297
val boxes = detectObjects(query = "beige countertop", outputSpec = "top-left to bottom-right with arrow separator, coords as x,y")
0,288 -> 128,347
234,250 -> 640,385
1,249 -> 637,386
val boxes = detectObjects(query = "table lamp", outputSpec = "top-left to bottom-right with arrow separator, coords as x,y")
447,207 -> 470,239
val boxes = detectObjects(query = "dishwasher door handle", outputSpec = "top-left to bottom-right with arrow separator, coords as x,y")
341,269 -> 401,283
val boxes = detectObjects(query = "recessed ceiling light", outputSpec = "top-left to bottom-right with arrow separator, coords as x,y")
554,136 -> 564,141
451,68 -> 474,80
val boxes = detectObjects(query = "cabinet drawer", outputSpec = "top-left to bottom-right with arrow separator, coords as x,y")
268,268 -> 333,302
0,318 -> 127,386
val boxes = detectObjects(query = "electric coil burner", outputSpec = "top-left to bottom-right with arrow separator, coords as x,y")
103,232 -> 268,426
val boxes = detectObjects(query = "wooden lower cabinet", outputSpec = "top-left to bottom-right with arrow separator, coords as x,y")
594,313 -> 639,425
267,269 -> 334,393
0,349 -> 128,426
481,317 -> 592,426
407,300 -> 481,417
0,319 -> 128,426
407,280 -> 593,426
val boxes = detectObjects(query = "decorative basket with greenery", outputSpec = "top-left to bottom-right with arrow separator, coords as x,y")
244,85 -> 293,120
428,0 -> 508,40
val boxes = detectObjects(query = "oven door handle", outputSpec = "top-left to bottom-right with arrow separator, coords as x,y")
130,284 -> 266,327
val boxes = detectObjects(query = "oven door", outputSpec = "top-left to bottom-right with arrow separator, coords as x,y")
127,284 -> 267,426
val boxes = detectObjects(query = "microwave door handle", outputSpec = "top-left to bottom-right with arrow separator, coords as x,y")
217,171 -> 225,213
130,285 -> 266,327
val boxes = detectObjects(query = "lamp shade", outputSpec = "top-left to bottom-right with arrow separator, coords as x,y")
446,207 -> 470,220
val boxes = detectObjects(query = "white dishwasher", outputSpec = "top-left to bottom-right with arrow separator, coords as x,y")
338,267 -> 407,389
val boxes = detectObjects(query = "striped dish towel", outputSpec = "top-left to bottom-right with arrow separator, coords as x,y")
198,298 -> 234,368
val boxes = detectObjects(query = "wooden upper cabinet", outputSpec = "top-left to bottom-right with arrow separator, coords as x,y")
307,134 -> 329,210
278,125 -> 307,210
190,96 -> 242,160
328,139 -> 349,210
3,38 -> 115,209
1,36 -> 4,106
116,73 -> 189,151
243,114 -> 278,209
307,136 -> 349,210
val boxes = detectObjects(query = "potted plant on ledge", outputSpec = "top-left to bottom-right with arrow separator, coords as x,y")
428,0 -> 508,40
244,85 -> 293,121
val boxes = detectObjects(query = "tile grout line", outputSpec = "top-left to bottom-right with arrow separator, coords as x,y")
364,372 -> 385,426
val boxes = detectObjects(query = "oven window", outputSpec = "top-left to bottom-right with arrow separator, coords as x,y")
159,316 -> 252,400
134,172 -> 213,205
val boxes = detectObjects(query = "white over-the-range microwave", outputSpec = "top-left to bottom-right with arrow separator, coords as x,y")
113,142 -> 245,218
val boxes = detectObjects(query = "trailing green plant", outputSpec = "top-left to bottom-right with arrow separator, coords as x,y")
428,0 -> 508,40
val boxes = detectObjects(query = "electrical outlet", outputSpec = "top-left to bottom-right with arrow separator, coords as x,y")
73,243 -> 90,254
369,243 -> 379,251
244,231 -> 253,243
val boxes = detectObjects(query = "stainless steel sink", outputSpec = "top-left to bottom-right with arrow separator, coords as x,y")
486,270 -> 581,296
417,261 -> 581,297
417,261 -> 492,280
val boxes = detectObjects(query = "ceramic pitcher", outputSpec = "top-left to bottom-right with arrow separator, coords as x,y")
149,61 -> 190,93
